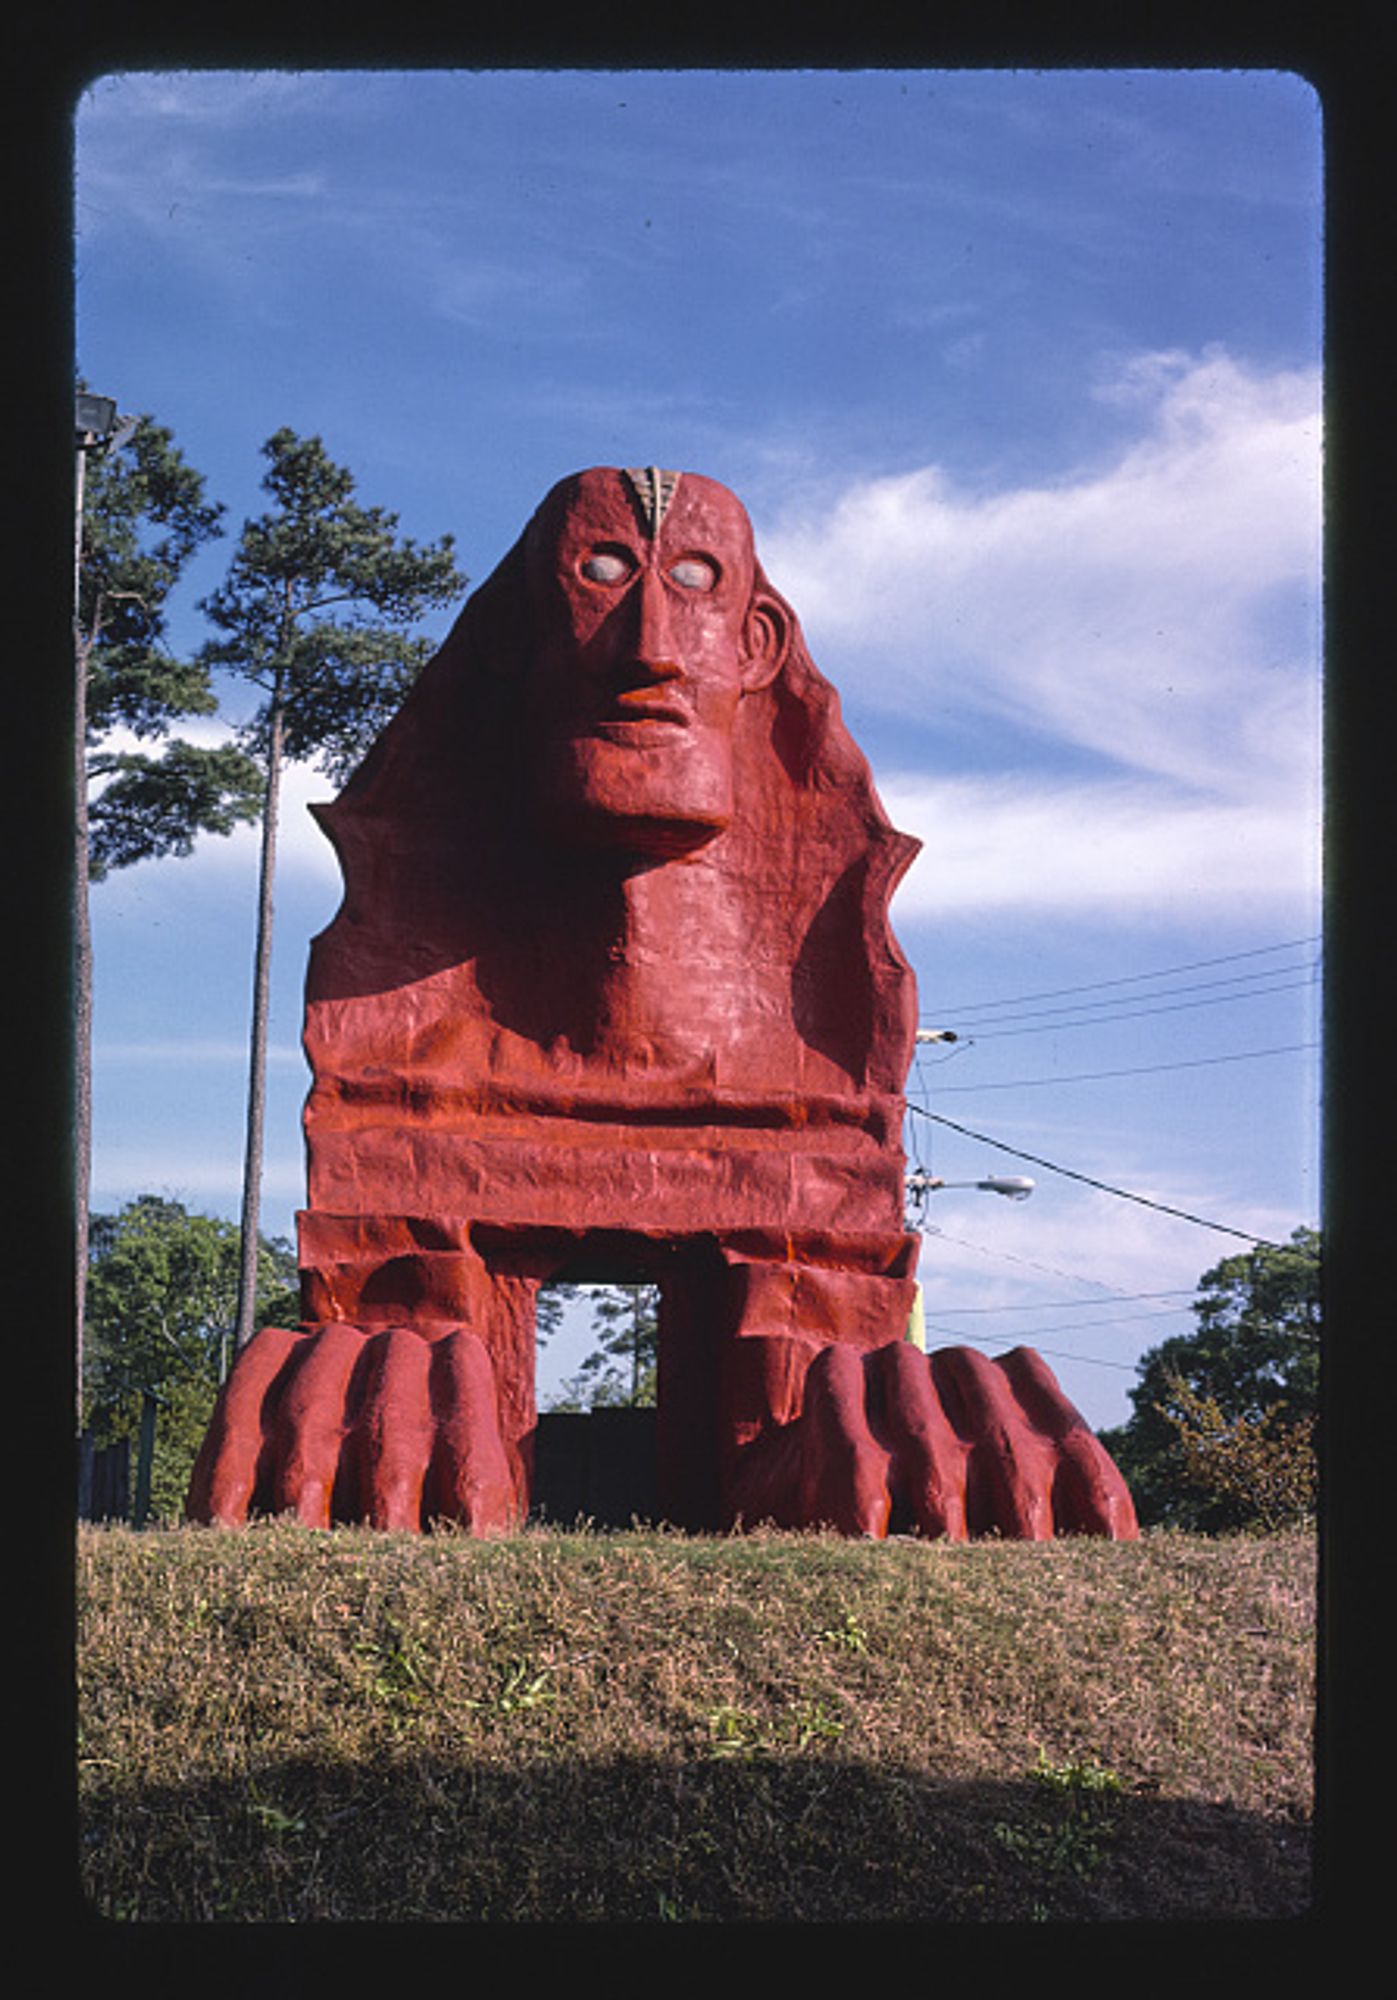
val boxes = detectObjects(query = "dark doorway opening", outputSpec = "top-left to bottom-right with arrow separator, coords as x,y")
532,1404 -> 659,1527
533,1263 -> 661,1526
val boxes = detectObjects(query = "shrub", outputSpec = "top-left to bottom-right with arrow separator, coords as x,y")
1155,1374 -> 1316,1533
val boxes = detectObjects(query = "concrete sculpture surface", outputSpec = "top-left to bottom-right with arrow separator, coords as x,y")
187,467 -> 1137,1540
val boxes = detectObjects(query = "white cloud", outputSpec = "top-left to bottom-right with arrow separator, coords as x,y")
91,718 -> 344,892
883,770 -> 1320,921
78,69 -> 329,133
761,347 -> 1321,920
96,1040 -> 305,1066
774,352 -> 1319,769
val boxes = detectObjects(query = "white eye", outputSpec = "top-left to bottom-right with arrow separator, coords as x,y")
668,555 -> 719,591
580,547 -> 635,584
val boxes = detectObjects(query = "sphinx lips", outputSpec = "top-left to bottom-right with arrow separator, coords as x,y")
595,699 -> 691,729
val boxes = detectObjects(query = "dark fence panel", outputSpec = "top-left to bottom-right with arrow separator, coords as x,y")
532,1407 -> 657,1527
79,1414 -> 661,1530
77,1434 -> 131,1523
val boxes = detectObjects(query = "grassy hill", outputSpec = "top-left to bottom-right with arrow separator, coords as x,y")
76,1520 -> 1314,1923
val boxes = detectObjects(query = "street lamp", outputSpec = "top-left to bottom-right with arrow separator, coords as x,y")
904,1168 -> 1035,1241
907,1172 -> 1035,1201
76,390 -> 119,444
75,391 -> 137,598
76,390 -> 138,451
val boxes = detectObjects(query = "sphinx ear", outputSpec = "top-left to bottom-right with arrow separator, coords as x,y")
740,590 -> 790,692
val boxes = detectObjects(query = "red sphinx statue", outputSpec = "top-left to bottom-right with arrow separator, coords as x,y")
187,466 -> 1137,1540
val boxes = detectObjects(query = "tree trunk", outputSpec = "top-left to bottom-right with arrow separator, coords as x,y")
233,688 -> 285,1354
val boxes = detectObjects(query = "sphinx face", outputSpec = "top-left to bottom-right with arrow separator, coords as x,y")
522,468 -> 783,858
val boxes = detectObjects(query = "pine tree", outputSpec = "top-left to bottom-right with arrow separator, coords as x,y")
195,430 -> 467,1351
548,1285 -> 660,1410
75,390 -> 261,1421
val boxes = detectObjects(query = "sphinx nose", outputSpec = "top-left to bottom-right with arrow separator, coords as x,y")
629,569 -> 682,679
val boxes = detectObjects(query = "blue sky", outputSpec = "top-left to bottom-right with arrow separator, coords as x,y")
73,67 -> 1323,1429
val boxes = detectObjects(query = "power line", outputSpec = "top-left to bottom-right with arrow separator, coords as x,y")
923,1286 -> 1197,1315
914,1226 -> 1189,1377
936,1302 -> 1192,1342
922,935 -> 1321,1019
919,1327 -> 1142,1373
948,955 -> 1321,1023
908,1103 -> 1306,1251
928,1041 -> 1319,1092
953,973 -> 1318,1040
917,1222 -> 1207,1311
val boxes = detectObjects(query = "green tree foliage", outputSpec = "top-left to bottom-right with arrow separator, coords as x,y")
1098,1225 -> 1320,1530
1153,1375 -> 1317,1534
74,394 -> 263,1426
83,1195 -> 299,1521
548,1285 -> 660,1411
535,1281 -> 582,1353
196,428 -> 467,786
193,429 -> 467,1351
78,398 -> 262,875
89,738 -> 271,875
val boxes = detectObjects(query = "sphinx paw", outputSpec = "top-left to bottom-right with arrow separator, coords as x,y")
185,1321 -> 520,1533
728,1339 -> 1137,1541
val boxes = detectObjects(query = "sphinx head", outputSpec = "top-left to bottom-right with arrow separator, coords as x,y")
521,467 -> 791,858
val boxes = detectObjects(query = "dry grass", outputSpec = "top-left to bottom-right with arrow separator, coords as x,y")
76,1520 -> 1315,1923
